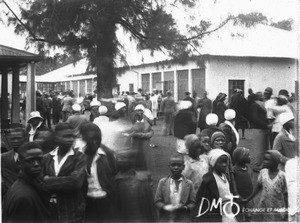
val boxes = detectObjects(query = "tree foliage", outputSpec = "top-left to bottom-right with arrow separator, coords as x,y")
270,19 -> 293,31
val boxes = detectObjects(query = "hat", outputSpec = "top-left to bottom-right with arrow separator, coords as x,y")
98,105 -> 108,115
264,87 -> 273,95
166,90 -> 172,95
278,89 -> 289,98
208,148 -> 229,168
28,111 -> 43,122
178,100 -> 193,110
90,99 -> 101,107
115,102 -> 126,111
185,92 -> 191,95
211,131 -> 226,145
72,104 -> 81,112
218,93 -> 227,101
224,109 -> 236,121
278,112 -> 294,125
135,104 -> 145,112
206,113 -> 218,126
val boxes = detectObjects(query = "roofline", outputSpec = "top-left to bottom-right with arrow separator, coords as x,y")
0,44 -> 41,57
119,54 -> 297,70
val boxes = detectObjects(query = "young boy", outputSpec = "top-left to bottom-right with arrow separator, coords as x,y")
155,153 -> 196,222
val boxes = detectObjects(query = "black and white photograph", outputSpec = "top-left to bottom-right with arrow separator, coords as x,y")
0,0 -> 299,222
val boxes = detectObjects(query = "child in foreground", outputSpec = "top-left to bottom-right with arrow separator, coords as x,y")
155,153 -> 196,222
195,149 -> 237,222
232,147 -> 254,222
244,150 -> 288,221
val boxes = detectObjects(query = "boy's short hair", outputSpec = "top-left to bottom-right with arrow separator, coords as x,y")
18,142 -> 42,158
169,153 -> 184,163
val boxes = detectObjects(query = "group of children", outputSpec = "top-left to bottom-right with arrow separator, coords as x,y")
155,132 -> 289,222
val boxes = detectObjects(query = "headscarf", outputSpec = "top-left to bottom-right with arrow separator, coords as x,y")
266,150 -> 282,165
232,147 -> 249,164
208,148 -> 229,168
211,131 -> 226,145
206,113 -> 218,126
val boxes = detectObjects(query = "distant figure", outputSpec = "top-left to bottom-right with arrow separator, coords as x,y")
61,91 -> 74,122
160,91 -> 176,135
214,93 -> 227,125
26,111 -> 48,142
66,104 -> 89,136
197,91 -> 212,131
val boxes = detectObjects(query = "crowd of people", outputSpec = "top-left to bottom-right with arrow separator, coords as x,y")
1,86 -> 298,222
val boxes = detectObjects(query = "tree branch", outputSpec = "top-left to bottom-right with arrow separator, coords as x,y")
2,0 -> 87,46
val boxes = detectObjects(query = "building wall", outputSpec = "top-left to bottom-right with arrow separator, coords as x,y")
206,56 -> 297,100
116,70 -> 139,93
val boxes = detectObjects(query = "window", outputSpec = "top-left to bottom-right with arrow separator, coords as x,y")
228,80 -> 245,101
141,73 -> 150,93
129,83 -> 134,93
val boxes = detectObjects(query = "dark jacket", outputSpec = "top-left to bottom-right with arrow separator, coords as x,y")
4,172 -> 50,223
249,101 -> 268,129
197,97 -> 212,130
219,122 -> 238,156
1,150 -> 20,200
174,109 -> 197,139
82,144 -> 117,197
155,175 -> 196,222
113,169 -> 157,222
43,148 -> 87,223
194,172 -> 235,222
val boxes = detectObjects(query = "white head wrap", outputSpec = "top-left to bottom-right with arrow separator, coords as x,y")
224,109 -> 236,121
206,113 -> 218,126
208,149 -> 229,168
72,104 -> 81,112
115,102 -> 126,111
98,105 -> 108,115
135,104 -> 145,112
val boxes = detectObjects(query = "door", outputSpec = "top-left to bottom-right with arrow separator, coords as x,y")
177,70 -> 188,100
192,68 -> 205,98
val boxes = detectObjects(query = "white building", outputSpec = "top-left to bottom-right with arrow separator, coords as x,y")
20,23 -> 297,101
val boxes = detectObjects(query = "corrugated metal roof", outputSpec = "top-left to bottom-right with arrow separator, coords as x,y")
0,44 -> 39,57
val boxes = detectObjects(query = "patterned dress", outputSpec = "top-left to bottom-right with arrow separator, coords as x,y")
253,168 -> 287,221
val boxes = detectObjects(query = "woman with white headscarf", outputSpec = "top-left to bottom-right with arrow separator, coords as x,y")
195,149 -> 237,222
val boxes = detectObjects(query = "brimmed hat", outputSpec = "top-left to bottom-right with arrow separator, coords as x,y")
72,104 -> 81,112
264,87 -> 273,95
28,111 -> 43,122
218,93 -> 227,101
98,105 -> 108,115
135,104 -> 145,112
115,102 -> 126,111
224,109 -> 236,121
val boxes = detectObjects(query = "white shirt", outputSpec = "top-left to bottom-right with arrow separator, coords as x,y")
285,157 -> 298,217
28,121 -> 43,142
14,152 -> 19,162
79,147 -> 107,198
170,177 -> 183,206
50,147 -> 75,176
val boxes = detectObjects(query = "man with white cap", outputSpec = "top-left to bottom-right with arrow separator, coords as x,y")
93,105 -> 110,145
26,111 -> 48,142
273,112 -> 296,168
90,99 -> 101,121
66,104 -> 89,136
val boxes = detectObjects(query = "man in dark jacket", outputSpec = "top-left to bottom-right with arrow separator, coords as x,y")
4,142 -> 50,222
197,91 -> 212,131
42,123 -> 87,222
79,123 -> 117,222
1,128 -> 28,200
174,101 -> 197,154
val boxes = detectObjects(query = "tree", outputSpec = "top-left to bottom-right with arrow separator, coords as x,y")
3,0 -> 233,97
270,19 -> 293,31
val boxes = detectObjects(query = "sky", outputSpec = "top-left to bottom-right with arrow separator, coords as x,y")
0,0 -> 298,54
